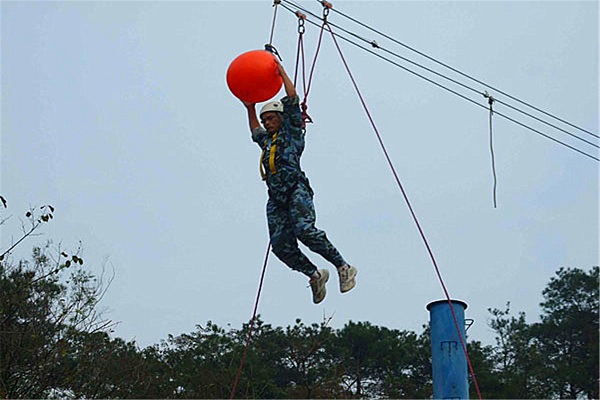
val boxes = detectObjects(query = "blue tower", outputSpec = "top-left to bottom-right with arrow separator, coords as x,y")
427,299 -> 469,399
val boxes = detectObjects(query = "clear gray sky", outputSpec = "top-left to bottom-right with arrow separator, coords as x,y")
1,1 -> 598,348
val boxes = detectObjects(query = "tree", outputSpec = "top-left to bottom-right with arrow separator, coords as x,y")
465,340 -> 499,399
220,317 -> 341,399
0,199 -> 116,398
3,198 -> 595,400
0,244 -> 117,398
333,321 -> 431,398
534,266 -> 599,399
268,318 -> 340,398
56,331 -> 170,398
162,320 -> 238,398
486,267 -> 599,399
486,303 -> 550,399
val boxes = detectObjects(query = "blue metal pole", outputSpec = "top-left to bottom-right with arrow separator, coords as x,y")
427,299 -> 469,399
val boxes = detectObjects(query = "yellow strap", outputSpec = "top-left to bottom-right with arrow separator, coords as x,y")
260,148 -> 267,180
259,132 -> 278,181
269,133 -> 278,176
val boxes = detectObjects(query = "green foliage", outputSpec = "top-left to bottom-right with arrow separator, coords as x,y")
0,244 -> 120,398
485,303 -> 551,398
333,321 -> 431,398
161,321 -> 239,398
1,199 -> 597,398
2,263 -> 598,399
483,267 -> 599,399
534,267 -> 599,399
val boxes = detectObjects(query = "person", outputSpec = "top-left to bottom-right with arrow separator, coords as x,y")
242,59 -> 357,304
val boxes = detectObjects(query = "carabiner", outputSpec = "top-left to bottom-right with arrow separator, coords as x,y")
296,11 -> 306,34
321,0 -> 332,18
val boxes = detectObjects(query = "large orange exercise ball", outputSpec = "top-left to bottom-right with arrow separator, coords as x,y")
226,50 -> 283,103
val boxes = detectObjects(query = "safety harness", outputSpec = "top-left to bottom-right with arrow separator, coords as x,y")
260,131 -> 278,180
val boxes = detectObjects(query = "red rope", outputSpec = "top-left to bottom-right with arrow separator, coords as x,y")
229,241 -> 271,399
294,17 -> 328,130
293,21 -> 306,92
304,20 -> 326,103
323,22 -> 484,400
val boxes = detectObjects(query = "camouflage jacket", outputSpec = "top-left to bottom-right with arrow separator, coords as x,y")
252,95 -> 311,203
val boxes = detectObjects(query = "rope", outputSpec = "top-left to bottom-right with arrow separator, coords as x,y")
279,0 -> 599,162
292,12 -> 314,129
322,20 -> 484,400
316,13 -> 599,149
267,0 -> 280,46
486,92 -> 498,208
229,241 -> 271,399
290,8 -> 327,130
324,0 -> 598,140
293,13 -> 306,92
305,20 -> 326,105
323,21 -> 599,161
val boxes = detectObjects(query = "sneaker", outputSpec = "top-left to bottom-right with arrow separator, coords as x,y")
309,269 -> 329,304
338,265 -> 357,293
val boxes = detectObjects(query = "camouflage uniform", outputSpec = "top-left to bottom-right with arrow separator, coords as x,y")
252,95 -> 346,277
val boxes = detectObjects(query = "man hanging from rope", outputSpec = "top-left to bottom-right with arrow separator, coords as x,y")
242,59 -> 357,304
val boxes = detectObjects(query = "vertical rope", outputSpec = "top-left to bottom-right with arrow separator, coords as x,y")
486,93 -> 498,208
324,21 -> 484,400
304,19 -> 327,102
293,23 -> 304,89
293,11 -> 327,131
267,0 -> 280,46
229,241 -> 271,399
293,12 -> 308,94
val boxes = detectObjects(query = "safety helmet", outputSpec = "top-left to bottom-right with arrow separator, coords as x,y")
259,101 -> 283,117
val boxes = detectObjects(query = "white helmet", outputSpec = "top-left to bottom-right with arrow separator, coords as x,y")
259,101 -> 283,117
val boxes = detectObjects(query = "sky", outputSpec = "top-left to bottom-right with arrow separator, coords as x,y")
1,1 -> 598,349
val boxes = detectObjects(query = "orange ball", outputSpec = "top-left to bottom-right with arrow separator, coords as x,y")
226,50 -> 283,103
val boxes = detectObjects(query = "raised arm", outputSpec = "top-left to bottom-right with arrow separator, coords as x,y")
243,101 -> 261,133
276,59 -> 297,98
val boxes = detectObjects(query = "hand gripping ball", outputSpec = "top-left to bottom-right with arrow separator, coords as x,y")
226,50 -> 283,103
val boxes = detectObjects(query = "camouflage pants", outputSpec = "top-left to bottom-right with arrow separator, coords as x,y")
267,182 -> 346,277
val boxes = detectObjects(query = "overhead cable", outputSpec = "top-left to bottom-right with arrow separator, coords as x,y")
293,2 -> 598,149
279,1 -> 599,162
321,0 -> 599,140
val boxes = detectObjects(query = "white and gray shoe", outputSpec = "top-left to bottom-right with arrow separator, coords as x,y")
338,265 -> 357,293
309,269 -> 329,304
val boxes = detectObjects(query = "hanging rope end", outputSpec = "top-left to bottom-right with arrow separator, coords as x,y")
484,91 -> 499,209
